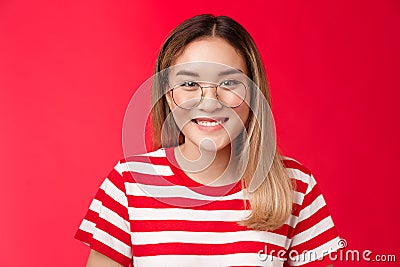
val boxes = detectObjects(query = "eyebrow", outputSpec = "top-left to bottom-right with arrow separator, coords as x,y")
174,68 -> 244,77
218,68 -> 244,76
175,70 -> 200,77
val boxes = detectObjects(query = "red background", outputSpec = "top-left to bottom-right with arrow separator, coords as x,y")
0,0 -> 399,266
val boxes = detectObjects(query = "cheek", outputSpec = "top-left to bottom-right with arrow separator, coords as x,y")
218,106 -> 250,143
235,104 -> 250,125
165,92 -> 185,126
169,107 -> 192,130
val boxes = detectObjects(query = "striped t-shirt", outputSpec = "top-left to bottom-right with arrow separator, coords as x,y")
75,146 -> 342,267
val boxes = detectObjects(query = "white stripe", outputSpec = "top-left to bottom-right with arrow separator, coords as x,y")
288,236 -> 342,266
133,253 -> 285,267
129,208 -> 251,222
99,178 -> 128,207
293,190 -> 304,205
131,230 -> 287,247
79,219 -> 96,234
78,219 -> 132,258
136,148 -> 166,157
291,216 -> 335,247
113,160 -> 125,176
281,155 -> 300,164
126,183 -> 247,200
88,198 -> 103,213
286,168 -> 311,185
305,174 -> 317,195
298,194 -> 326,223
284,214 -> 300,231
98,207 -> 130,234
88,199 -> 131,234
115,161 -> 174,176
92,228 -> 132,258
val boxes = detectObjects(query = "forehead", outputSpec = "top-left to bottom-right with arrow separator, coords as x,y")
169,62 -> 248,84
172,37 -> 248,76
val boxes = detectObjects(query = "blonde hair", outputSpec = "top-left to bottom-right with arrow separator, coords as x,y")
151,14 -> 294,231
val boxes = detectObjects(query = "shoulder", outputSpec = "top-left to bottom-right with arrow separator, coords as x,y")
112,147 -> 172,177
281,155 -> 312,176
280,155 -> 317,195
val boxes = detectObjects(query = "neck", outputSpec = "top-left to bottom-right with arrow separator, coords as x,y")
174,141 -> 239,186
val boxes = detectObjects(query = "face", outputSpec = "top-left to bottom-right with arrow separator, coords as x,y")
165,37 -> 251,152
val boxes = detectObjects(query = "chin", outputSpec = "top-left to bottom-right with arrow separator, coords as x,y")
181,125 -> 233,152
194,137 -> 231,152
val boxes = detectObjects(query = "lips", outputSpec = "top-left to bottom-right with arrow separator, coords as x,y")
191,117 -> 229,126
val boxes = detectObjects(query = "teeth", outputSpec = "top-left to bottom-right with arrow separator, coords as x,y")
197,120 -> 223,127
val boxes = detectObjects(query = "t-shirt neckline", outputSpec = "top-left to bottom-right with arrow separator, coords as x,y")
163,146 -> 243,197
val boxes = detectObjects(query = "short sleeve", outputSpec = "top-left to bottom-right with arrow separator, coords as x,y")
286,173 -> 342,267
75,160 -> 133,267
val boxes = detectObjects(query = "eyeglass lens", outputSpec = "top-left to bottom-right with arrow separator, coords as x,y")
172,81 -> 246,109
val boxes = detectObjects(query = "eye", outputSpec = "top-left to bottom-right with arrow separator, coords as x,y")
220,79 -> 241,88
181,81 -> 198,87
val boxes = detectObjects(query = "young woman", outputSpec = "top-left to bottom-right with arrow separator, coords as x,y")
76,14 -> 341,267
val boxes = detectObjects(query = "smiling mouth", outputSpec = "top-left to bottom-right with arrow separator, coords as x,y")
191,118 -> 229,127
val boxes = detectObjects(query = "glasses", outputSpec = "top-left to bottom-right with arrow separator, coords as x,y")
169,79 -> 247,109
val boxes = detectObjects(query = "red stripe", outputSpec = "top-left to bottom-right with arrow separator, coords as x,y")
272,222 -> 294,237
131,219 -> 295,237
84,209 -> 100,223
96,189 -> 129,221
302,182 -> 321,208
75,229 -> 132,267
293,206 -> 331,237
131,220 -> 247,232
126,172 -> 180,186
292,202 -> 302,217
128,171 -> 193,186
127,195 -> 247,209
132,241 -> 287,257
121,155 -> 155,164
95,220 -> 131,246
89,236 -> 131,266
282,159 -> 312,176
121,153 -> 170,165
106,167 -> 127,193
292,178 -> 308,194
75,228 -> 93,244
82,209 -> 131,246
178,181 -> 242,196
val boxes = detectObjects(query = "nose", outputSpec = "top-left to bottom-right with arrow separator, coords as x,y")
197,85 -> 223,111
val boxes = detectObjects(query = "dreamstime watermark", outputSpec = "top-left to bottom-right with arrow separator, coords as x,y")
257,238 -> 397,263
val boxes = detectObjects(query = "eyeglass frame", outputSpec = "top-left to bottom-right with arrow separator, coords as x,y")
168,80 -> 248,110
